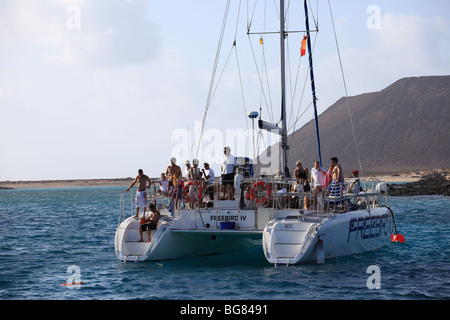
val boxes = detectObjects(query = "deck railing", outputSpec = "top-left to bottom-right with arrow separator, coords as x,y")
118,177 -> 389,224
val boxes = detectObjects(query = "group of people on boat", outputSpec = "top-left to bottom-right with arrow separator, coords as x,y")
125,150 -> 362,218
288,157 -> 361,211
125,146 -> 239,214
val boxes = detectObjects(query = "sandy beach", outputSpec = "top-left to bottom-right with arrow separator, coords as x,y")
0,178 -> 134,190
1,169 -> 448,190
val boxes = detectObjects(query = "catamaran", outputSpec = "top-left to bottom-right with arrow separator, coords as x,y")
115,0 -> 403,264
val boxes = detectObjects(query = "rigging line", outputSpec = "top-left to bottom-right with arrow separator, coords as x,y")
300,113 -> 315,159
327,0 -> 364,178
247,0 -> 258,32
195,0 -> 231,159
247,35 -> 274,123
288,31 -> 319,141
192,44 -> 234,158
307,0 -> 319,30
235,45 -> 250,131
233,0 -> 250,131
286,100 -> 313,133
261,41 -> 275,122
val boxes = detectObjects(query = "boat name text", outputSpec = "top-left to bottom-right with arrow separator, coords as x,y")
209,215 -> 247,222
347,213 -> 391,242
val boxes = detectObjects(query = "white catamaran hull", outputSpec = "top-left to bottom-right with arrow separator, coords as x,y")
262,207 -> 393,265
115,205 -> 274,262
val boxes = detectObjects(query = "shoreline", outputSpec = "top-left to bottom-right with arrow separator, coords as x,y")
0,178 -> 134,190
1,169 -> 448,190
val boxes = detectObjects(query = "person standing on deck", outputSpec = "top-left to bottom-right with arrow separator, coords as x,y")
165,157 -> 182,188
125,169 -> 152,218
330,157 -> 344,183
311,160 -> 327,210
221,147 -> 237,200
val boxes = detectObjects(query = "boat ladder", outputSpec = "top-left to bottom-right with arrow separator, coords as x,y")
124,255 -> 141,263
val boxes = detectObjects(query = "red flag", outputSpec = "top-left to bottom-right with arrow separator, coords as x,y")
301,36 -> 307,56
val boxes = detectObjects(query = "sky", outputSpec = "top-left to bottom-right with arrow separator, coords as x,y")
1,0 -> 449,181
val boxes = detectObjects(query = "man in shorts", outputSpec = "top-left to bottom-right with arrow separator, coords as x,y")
139,204 -> 160,242
311,160 -> 326,210
165,157 -> 182,188
125,169 -> 152,218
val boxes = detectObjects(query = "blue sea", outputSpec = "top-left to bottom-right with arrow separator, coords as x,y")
0,187 -> 448,302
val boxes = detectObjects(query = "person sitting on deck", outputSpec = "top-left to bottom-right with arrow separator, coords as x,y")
348,170 -> 361,194
156,173 -> 169,195
139,204 -> 160,243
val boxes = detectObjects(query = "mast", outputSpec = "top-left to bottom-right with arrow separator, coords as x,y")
304,0 -> 323,166
258,0 -> 320,176
279,0 -> 288,177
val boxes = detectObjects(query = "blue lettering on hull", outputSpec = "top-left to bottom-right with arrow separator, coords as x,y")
347,214 -> 391,242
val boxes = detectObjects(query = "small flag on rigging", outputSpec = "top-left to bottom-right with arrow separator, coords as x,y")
259,37 -> 263,45
301,36 -> 307,56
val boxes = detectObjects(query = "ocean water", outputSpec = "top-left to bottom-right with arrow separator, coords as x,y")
0,187 -> 448,301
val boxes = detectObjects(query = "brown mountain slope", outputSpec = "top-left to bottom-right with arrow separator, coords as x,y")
258,75 -> 450,175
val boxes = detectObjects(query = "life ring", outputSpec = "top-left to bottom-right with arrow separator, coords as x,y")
249,181 -> 271,204
183,181 -> 203,202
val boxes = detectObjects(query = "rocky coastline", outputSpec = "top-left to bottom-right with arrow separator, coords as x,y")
1,169 -> 449,196
388,170 -> 450,196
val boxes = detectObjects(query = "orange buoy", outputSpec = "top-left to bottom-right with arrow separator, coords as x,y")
60,281 -> 84,286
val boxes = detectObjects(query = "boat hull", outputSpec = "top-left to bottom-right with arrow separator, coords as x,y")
115,207 -> 273,262
263,207 -> 394,265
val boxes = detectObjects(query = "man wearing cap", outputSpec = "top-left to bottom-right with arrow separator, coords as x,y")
348,170 -> 360,194
189,159 -> 202,181
165,157 -> 181,188
184,160 -> 192,180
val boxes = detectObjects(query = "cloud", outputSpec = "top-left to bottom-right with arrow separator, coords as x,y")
0,0 -> 161,67
316,11 -> 450,105
373,12 -> 450,73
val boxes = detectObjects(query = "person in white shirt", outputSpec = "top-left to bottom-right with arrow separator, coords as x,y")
202,162 -> 215,202
221,146 -> 237,200
202,162 -> 215,185
311,160 -> 327,210
156,173 -> 169,195
348,170 -> 360,194
184,160 -> 192,180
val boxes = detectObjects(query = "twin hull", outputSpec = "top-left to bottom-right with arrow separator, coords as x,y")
262,207 -> 393,264
115,205 -> 393,264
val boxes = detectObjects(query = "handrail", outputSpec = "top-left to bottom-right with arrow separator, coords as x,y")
117,177 -> 390,226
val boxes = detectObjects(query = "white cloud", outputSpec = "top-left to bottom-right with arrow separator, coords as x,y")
1,2 -> 449,181
315,11 -> 450,106
374,13 -> 450,73
0,0 -> 161,67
